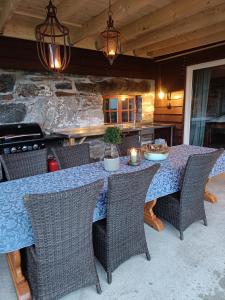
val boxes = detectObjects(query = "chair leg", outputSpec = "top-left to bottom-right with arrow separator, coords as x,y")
96,282 -> 102,294
146,250 -> 151,261
107,272 -> 112,284
203,216 -> 208,226
180,231 -> 184,240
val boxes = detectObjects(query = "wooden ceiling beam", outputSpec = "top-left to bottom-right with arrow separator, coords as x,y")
148,30 -> 225,59
135,21 -> 225,57
0,0 -> 22,34
70,0 -> 158,45
122,1 -> 225,53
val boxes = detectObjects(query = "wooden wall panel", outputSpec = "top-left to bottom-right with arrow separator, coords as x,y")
154,90 -> 184,145
155,44 -> 225,144
155,99 -> 183,107
0,36 -> 156,79
157,44 -> 225,92
154,114 -> 183,123
154,106 -> 183,115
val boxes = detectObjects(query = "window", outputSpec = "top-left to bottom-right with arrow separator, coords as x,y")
103,95 -> 137,124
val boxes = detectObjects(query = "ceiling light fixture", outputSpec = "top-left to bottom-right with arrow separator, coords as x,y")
35,0 -> 71,73
101,0 -> 121,65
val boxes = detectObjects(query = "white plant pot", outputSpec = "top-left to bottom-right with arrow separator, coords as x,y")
104,157 -> 120,172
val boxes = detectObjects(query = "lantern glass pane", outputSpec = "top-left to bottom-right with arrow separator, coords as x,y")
106,36 -> 117,56
48,44 -> 62,70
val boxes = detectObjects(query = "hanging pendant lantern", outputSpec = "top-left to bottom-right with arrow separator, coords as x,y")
35,0 -> 71,73
101,0 -> 121,65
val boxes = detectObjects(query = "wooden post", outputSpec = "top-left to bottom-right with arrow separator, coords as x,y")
68,137 -> 75,146
204,179 -> 218,203
7,251 -> 31,300
144,200 -> 164,231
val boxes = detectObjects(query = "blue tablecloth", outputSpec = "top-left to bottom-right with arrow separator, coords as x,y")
0,145 -> 225,253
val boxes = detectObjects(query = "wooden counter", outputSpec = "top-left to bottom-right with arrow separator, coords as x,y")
52,123 -> 174,146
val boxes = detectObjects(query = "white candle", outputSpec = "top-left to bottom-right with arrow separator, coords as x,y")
130,148 -> 137,164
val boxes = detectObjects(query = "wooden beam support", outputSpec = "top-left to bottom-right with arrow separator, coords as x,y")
135,21 -> 225,57
122,1 -> 225,53
71,0 -> 160,45
0,0 -> 22,34
147,29 -> 225,58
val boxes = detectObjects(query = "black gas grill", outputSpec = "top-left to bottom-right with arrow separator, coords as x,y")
0,123 -> 64,155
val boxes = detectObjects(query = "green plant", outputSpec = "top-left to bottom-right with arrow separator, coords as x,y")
103,127 -> 122,145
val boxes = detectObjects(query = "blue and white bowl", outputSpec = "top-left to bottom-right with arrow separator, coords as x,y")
144,151 -> 169,161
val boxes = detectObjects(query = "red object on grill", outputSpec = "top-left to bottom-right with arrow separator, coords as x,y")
48,158 -> 59,172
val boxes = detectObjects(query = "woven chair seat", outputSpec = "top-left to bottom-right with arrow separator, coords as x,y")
93,164 -> 160,284
22,180 -> 104,299
117,135 -> 141,156
94,219 -> 106,236
0,149 -> 47,180
52,143 -> 90,169
155,149 -> 224,240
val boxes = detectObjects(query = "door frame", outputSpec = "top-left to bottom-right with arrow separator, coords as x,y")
183,58 -> 225,144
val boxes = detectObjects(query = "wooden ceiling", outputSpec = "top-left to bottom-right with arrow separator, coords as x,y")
1,0 -> 225,60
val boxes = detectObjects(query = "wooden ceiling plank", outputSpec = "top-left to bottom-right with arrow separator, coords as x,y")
0,0 -> 22,33
71,0 -> 159,45
148,30 -> 225,58
2,16 -> 81,43
3,19 -> 36,41
121,0 -> 224,42
14,10 -> 82,28
123,1 -> 225,53
57,0 -> 90,22
135,21 -> 225,57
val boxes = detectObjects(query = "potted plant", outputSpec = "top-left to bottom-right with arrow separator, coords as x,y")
103,127 -> 122,171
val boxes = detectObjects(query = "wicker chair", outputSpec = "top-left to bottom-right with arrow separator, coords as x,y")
0,161 -> 2,182
117,135 -> 141,156
0,149 -> 47,180
93,164 -> 160,284
154,149 -> 224,240
51,144 -> 90,169
22,179 -> 104,299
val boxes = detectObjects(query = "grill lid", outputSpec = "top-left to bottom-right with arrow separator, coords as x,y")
0,123 -> 44,143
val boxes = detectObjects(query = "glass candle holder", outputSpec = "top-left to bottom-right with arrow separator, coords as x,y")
127,147 -> 142,166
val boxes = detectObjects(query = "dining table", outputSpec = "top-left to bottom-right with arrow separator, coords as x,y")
1,144 -> 225,300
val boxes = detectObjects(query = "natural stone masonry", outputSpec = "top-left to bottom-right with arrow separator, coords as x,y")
0,69 -> 154,130
55,82 -> 72,90
0,74 -> 15,93
0,69 -> 154,158
0,103 -> 26,123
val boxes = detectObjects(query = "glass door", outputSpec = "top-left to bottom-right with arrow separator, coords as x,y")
188,65 -> 225,148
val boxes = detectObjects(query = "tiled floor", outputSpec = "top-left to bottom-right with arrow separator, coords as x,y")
1,174 -> 225,300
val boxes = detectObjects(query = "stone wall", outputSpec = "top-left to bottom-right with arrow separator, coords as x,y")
0,70 -> 154,159
0,69 -> 154,131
